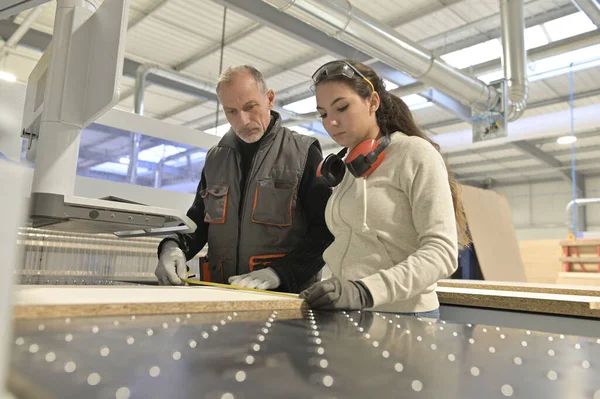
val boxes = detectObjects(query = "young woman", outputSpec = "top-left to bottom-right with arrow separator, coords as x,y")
299,60 -> 469,318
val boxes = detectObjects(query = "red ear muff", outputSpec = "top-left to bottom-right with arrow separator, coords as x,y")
345,135 -> 390,178
317,152 -> 346,187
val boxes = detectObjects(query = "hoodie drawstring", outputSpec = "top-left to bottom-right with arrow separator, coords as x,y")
361,177 -> 371,233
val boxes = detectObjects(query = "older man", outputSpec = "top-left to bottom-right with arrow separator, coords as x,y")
155,65 -> 332,293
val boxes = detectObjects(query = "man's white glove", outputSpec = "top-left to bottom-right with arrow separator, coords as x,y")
228,268 -> 281,290
155,241 -> 187,285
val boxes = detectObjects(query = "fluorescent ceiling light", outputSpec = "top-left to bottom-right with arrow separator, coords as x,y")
383,79 -> 399,90
401,94 -> 433,110
543,12 -> 596,42
524,25 -> 549,50
90,162 -> 149,175
478,44 -> 600,84
287,126 -> 314,135
283,96 -> 316,114
441,39 -> 503,69
138,144 -> 187,163
0,71 -> 16,82
556,135 -> 577,145
205,123 -> 231,137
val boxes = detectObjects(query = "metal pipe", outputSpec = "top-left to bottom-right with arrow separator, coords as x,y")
565,198 -> 599,233
261,0 -> 499,113
134,64 -> 218,115
126,133 -> 141,184
500,0 -> 528,121
0,4 -> 45,55
571,0 -> 600,27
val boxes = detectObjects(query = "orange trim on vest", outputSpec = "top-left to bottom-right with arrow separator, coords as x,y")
249,253 -> 287,271
251,186 -> 294,227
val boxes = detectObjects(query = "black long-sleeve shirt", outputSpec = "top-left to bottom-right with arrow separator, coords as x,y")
159,135 -> 333,293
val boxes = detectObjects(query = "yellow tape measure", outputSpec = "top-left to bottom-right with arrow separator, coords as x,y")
182,278 -> 299,298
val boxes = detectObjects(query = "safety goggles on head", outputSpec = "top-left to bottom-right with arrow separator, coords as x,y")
310,61 -> 375,93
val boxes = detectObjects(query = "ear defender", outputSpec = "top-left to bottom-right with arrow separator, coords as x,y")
317,135 -> 391,187
317,149 -> 347,187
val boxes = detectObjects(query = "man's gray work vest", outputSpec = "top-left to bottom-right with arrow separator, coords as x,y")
200,112 -> 318,284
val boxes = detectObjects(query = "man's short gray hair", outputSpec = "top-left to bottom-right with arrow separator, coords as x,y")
216,65 -> 268,95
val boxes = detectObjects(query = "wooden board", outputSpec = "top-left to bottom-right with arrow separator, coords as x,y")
13,285 -> 304,319
518,240 -> 562,284
438,279 -> 600,297
556,272 -> 600,287
460,185 -> 527,282
437,286 -> 600,319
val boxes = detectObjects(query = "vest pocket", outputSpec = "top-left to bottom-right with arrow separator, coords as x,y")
201,184 -> 229,224
251,179 -> 296,226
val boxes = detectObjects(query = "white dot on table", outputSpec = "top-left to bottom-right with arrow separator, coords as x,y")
500,334 -> 506,339
65,334 -> 73,342
317,347 -> 325,355
322,375 -> 334,387
489,347 -> 496,353
64,361 -> 76,373
146,328 -> 153,336
319,359 -> 328,368
162,323 -> 168,329
115,387 -> 131,399
453,332 -> 458,337
38,324 -> 45,331
15,337 -> 24,346
220,393 -> 234,399
29,344 -> 39,353
412,380 -> 423,392
202,332 -> 209,339
470,367 -> 480,376
581,360 -> 590,369
149,366 -> 160,377
382,350 -> 390,358
575,343 -> 581,350
92,326 -> 99,333
253,344 -> 261,352
373,341 -> 379,347
548,350 -> 555,356
526,331 -> 531,335
548,337 -> 554,342
245,355 -> 255,365
514,357 -> 522,365
417,336 -> 422,342
560,335 -> 565,339
172,351 -> 181,360
395,363 -> 404,372
469,339 -> 475,344
547,370 -> 557,381
501,384 -> 514,397
45,352 -> 56,362
65,318 -> 71,324
483,328 -> 487,333
87,373 -> 101,386
212,325 -> 219,332
126,337 -> 134,345
448,354 -> 456,362
100,346 -> 110,357
235,371 -> 246,382
521,341 -> 528,347
113,320 -> 119,326
188,340 -> 197,348
431,344 -> 437,350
